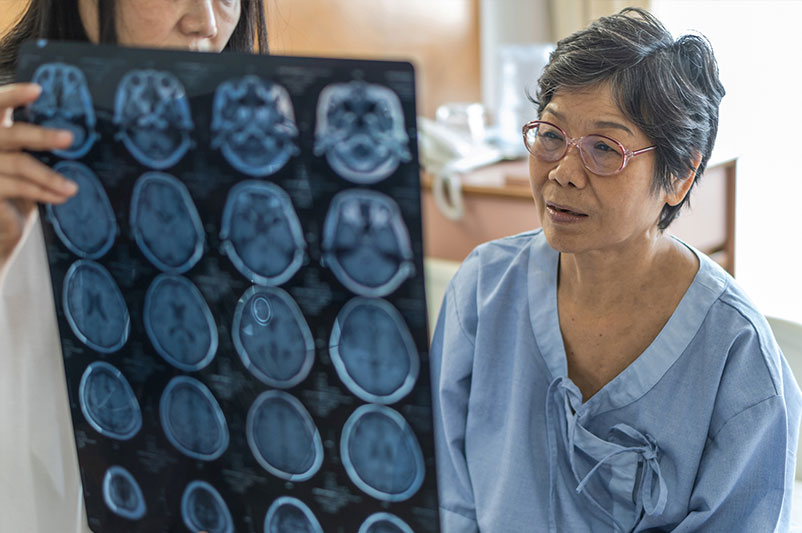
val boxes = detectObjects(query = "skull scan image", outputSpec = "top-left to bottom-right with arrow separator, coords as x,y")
263,497 -> 323,533
144,275 -> 218,371
314,81 -> 411,184
28,63 -> 97,158
63,260 -> 130,353
79,361 -> 142,440
340,405 -> 425,502
211,76 -> 300,177
114,69 -> 193,169
329,298 -> 419,404
159,376 -> 229,461
130,172 -> 205,273
232,286 -> 314,388
358,512 -> 415,533
102,466 -> 146,521
181,480 -> 234,533
246,390 -> 323,482
220,181 -> 305,286
321,190 -> 414,297
46,161 -> 117,259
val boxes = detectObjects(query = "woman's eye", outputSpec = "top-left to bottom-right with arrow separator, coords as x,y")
593,141 -> 620,155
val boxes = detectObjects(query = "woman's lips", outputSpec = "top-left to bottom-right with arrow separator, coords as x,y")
546,202 -> 588,223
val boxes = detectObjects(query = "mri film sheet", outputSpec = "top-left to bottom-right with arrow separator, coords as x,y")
18,41 -> 437,532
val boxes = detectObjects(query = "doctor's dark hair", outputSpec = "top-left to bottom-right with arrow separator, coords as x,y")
533,8 -> 725,229
0,0 -> 268,84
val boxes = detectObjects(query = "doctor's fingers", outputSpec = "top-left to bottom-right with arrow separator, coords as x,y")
0,121 -> 74,153
0,83 -> 42,116
0,153 -> 78,203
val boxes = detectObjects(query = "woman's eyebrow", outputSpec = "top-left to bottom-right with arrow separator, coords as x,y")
543,107 -> 634,136
593,120 -> 634,136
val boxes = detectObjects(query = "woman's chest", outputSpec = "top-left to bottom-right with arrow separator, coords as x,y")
559,307 -> 674,400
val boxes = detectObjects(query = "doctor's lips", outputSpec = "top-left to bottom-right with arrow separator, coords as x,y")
546,201 -> 588,217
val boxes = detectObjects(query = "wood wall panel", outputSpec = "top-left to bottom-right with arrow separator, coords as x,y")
266,0 -> 481,117
1,1 -> 481,117
0,0 -> 27,34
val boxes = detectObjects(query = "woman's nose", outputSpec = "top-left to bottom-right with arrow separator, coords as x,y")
549,144 -> 588,188
179,0 -> 219,40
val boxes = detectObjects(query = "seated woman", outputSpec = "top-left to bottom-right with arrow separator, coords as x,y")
430,8 -> 801,532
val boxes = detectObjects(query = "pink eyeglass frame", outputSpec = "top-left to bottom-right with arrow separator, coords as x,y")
522,120 -> 657,176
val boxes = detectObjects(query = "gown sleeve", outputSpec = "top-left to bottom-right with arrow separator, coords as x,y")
669,348 -> 802,532
430,269 -> 481,533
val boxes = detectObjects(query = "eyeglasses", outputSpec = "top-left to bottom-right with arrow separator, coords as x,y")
522,120 -> 656,176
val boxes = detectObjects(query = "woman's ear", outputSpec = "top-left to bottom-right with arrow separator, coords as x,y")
666,152 -> 702,207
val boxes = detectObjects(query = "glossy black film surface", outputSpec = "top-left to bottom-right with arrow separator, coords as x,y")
17,40 -> 436,533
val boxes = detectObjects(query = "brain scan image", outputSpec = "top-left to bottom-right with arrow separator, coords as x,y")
329,298 -> 418,404
246,390 -> 323,482
78,361 -> 142,440
102,465 -> 146,521
231,286 -> 314,388
113,69 -> 193,169
181,480 -> 234,533
321,190 -> 414,297
144,274 -> 218,372
340,405 -> 424,502
130,172 -> 205,273
211,75 -> 300,177
358,512 -> 414,533
46,161 -> 117,259
220,181 -> 305,286
263,497 -> 323,533
62,260 -> 130,353
28,62 -> 97,158
314,81 -> 411,184
159,376 -> 229,461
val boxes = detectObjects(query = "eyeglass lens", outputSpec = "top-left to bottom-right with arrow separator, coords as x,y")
525,122 -> 624,175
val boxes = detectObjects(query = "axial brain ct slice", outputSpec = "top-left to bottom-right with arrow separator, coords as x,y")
329,297 -> 418,404
220,181 -> 305,286
232,286 -> 315,388
264,497 -> 323,533
63,260 -> 130,353
102,466 -> 146,521
159,376 -> 229,461
130,172 -> 205,273
211,75 -> 299,177
321,190 -> 414,297
314,81 -> 411,184
181,480 -> 234,533
341,405 -> 425,502
28,62 -> 97,159
144,274 -> 218,372
79,361 -> 142,440
46,161 -> 117,259
358,512 -> 415,533
246,390 -> 323,482
114,69 -> 193,169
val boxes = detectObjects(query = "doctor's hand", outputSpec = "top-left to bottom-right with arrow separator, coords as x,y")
0,83 -> 77,260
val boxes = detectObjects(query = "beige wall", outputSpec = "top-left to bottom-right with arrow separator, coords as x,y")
549,0 -> 651,41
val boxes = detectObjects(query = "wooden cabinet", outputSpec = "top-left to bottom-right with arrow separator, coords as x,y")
421,158 -> 736,274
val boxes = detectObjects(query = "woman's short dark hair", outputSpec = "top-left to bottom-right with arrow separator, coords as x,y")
0,0 -> 268,84
534,8 -> 725,229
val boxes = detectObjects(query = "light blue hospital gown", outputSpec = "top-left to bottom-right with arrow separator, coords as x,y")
430,230 -> 802,532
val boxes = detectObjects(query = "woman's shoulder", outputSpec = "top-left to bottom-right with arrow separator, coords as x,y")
454,229 -> 546,284
690,251 -> 800,426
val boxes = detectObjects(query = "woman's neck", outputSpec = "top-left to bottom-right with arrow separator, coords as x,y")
557,234 -> 698,313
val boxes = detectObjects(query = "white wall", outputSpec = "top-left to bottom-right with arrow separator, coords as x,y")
652,0 -> 802,323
